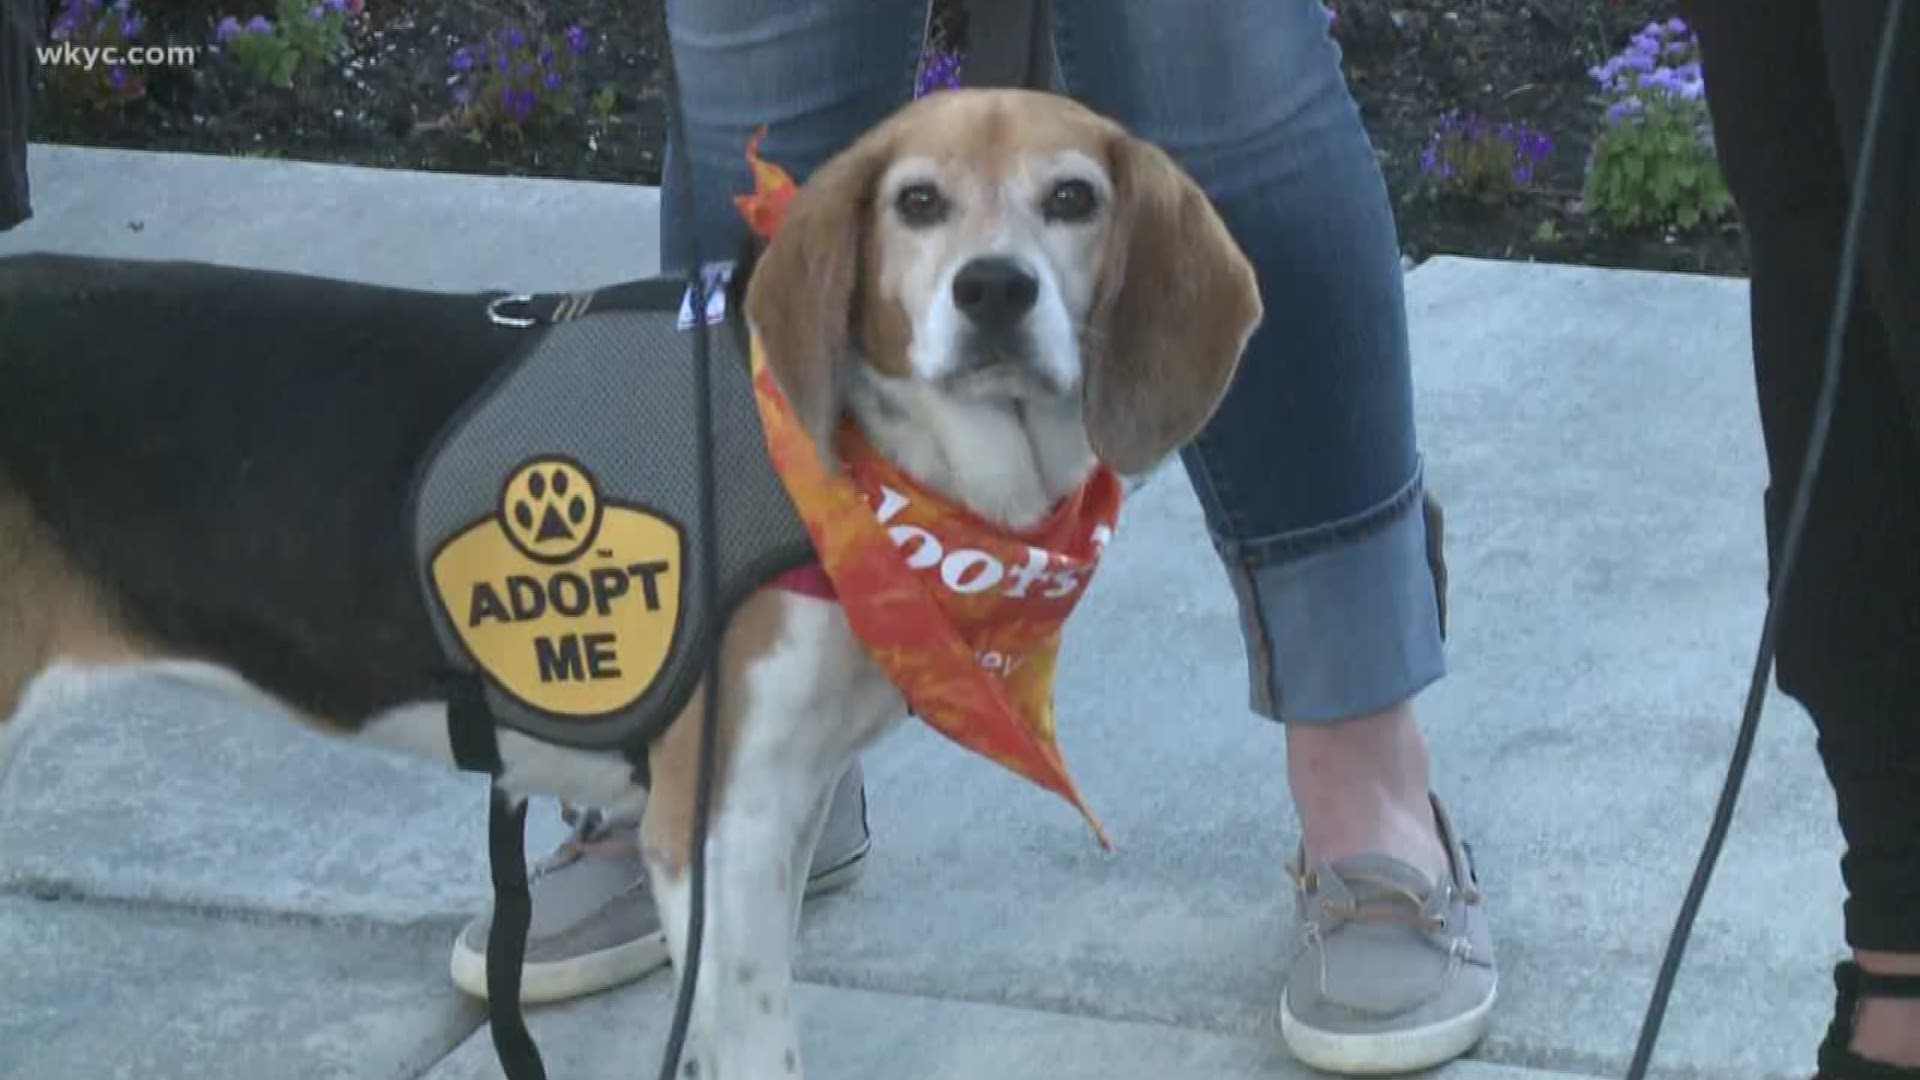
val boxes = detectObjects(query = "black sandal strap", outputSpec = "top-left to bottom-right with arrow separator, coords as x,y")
1844,962 -> 1920,1000
1816,963 -> 1920,1079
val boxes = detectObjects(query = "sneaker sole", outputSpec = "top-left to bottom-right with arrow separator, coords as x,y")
449,843 -> 870,1004
1280,979 -> 1496,1076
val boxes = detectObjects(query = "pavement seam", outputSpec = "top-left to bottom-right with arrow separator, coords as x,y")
0,874 -> 470,939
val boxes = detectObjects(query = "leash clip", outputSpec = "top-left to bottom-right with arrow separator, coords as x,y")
486,293 -> 538,329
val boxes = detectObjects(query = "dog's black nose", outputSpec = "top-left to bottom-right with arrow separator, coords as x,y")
952,257 -> 1039,330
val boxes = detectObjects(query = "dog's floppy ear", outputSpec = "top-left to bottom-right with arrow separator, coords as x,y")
744,134 -> 891,453
1084,133 -> 1263,475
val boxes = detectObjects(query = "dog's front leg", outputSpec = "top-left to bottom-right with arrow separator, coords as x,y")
642,701 -> 845,1078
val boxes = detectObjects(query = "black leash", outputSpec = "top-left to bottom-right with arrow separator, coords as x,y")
652,1 -> 724,1073
1623,3 -> 1909,1076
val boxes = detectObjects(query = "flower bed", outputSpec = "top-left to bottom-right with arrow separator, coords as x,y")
28,0 -> 1749,275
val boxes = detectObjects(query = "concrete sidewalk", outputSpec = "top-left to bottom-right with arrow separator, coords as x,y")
0,145 -> 1845,1080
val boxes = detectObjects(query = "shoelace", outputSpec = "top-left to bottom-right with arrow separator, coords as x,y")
536,806 -> 645,875
1325,875 -> 1444,932
1291,864 -> 1484,1012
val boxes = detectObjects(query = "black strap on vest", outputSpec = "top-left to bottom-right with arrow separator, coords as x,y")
485,791 -> 545,1080
440,666 -> 547,1080
444,669 -> 502,775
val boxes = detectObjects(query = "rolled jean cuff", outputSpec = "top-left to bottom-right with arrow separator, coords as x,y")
1219,467 -> 1447,724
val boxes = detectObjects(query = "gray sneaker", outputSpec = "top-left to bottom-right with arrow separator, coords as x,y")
1280,795 -> 1496,1076
450,763 -> 871,1004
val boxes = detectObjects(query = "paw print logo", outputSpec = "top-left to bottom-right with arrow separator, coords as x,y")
500,457 -> 603,564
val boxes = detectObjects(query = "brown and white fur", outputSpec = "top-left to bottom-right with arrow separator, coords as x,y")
0,89 -> 1261,1078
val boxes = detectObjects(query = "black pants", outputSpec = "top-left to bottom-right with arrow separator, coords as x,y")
1686,0 -> 1920,953
0,0 -> 34,231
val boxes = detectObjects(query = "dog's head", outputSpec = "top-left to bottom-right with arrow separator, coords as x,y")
744,89 -> 1263,476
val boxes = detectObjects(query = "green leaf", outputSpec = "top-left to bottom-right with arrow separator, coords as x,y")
1533,219 -> 1561,242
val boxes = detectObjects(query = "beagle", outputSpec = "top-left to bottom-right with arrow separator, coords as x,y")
0,89 -> 1261,1078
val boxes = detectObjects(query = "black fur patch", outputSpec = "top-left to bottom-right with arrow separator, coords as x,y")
0,254 -> 527,725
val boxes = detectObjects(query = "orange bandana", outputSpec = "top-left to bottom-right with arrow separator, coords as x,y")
737,130 -> 1121,845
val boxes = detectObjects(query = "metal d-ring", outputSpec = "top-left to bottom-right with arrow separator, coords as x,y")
486,293 -> 538,329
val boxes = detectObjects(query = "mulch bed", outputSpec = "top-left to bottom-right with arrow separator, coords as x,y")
28,0 -> 1749,276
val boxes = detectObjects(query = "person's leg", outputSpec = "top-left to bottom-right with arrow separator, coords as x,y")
658,0 -> 929,274
1050,3 -> 1487,1073
1821,1 -> 1920,427
1688,0 -> 1920,1072
449,0 -> 926,1004
1052,0 -> 1446,881
1807,2 -> 1920,1069
1,0 -> 36,231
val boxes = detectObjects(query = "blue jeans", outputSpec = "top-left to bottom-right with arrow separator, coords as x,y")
663,0 -> 1445,724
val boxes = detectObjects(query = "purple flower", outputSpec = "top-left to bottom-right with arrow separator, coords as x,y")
309,5 -> 323,20
1512,161 -> 1536,186
505,26 -> 525,49
246,14 -> 273,32
565,24 -> 588,54
1606,97 -> 1645,125
1666,17 -> 1688,34
215,15 -> 241,40
452,85 -> 472,106
119,11 -> 143,37
450,46 -> 474,71
543,70 -> 562,90
915,47 -> 963,97
107,64 -> 126,88
503,86 -> 537,122
50,0 -> 84,39
323,0 -> 349,12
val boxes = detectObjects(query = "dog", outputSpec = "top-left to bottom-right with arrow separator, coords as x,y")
0,88 -> 1262,1078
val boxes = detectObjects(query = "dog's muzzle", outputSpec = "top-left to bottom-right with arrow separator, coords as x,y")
946,256 -> 1064,394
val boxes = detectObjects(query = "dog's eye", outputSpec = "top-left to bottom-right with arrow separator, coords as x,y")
1044,179 -> 1098,223
895,183 -> 948,227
